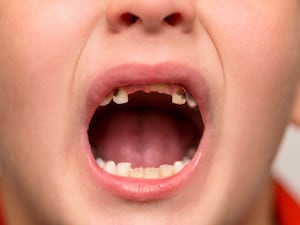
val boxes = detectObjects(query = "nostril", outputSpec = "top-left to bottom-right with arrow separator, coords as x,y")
120,13 -> 139,26
106,1 -> 196,33
120,12 -> 183,28
164,13 -> 183,26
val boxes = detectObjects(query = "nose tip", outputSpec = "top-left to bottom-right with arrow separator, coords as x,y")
106,0 -> 196,33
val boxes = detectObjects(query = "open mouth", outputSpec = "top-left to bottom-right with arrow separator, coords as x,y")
88,84 -> 204,179
84,63 -> 209,201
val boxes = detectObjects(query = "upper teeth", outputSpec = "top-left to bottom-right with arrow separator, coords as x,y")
100,84 -> 198,108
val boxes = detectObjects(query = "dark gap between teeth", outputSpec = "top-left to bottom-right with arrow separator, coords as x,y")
88,91 -> 204,168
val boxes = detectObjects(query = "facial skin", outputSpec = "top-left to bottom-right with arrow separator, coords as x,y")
0,0 -> 300,225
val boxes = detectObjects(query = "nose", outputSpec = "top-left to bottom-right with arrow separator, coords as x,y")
105,0 -> 196,33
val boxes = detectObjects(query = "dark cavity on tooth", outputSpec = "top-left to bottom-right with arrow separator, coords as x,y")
113,89 -> 119,97
176,88 -> 187,98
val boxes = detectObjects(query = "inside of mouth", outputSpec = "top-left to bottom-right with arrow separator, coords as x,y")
88,86 -> 204,172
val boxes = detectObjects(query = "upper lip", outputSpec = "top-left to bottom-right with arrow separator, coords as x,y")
83,62 -> 211,201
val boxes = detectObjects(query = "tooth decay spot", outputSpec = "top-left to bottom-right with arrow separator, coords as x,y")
176,88 -> 186,98
172,89 -> 187,105
112,88 -> 128,104
113,89 -> 119,97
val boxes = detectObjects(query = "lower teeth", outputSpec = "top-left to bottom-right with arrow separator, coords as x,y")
96,148 -> 196,179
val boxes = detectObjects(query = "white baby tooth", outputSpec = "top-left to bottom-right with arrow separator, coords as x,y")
113,88 -> 128,104
129,168 -> 144,178
159,165 -> 174,178
173,161 -> 184,174
96,158 -> 105,168
172,92 -> 186,105
100,93 -> 113,106
117,162 -> 131,177
144,167 -> 160,179
104,161 -> 117,175
187,96 -> 197,108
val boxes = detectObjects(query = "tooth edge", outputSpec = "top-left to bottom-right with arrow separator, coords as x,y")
100,94 -> 113,106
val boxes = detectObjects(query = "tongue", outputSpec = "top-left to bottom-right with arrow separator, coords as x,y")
91,111 -> 195,168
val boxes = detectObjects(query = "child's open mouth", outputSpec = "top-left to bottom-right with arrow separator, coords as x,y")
84,63 -> 210,201
89,84 -> 203,177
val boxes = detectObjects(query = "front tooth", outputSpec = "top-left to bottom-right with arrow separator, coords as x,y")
104,161 -> 117,175
129,168 -> 144,178
173,161 -> 184,174
117,162 -> 131,177
113,88 -> 128,104
159,165 -> 174,178
144,167 -> 160,179
172,91 -> 186,105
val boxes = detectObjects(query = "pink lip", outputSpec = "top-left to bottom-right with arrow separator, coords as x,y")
83,62 -> 211,201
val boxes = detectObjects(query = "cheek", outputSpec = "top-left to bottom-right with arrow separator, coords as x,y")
221,1 -> 300,153
198,0 -> 300,201
0,2 -> 97,184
